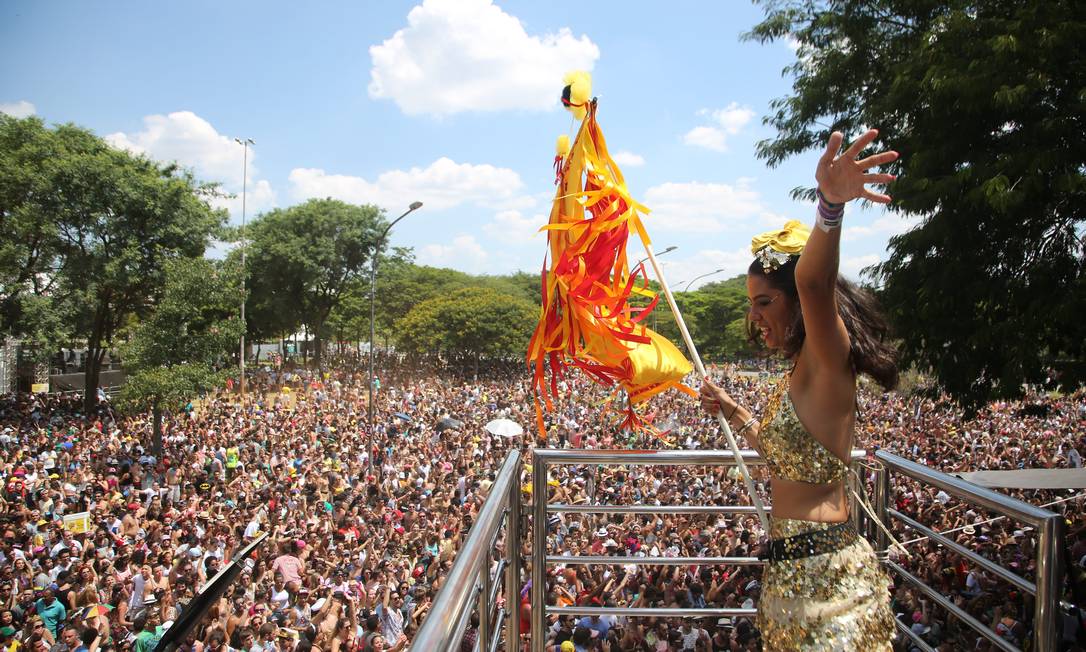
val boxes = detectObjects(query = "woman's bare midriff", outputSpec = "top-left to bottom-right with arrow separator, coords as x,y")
770,476 -> 849,522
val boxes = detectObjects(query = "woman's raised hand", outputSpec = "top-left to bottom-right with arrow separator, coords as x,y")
816,129 -> 898,205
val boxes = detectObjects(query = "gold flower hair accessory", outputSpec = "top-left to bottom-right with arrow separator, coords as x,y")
750,220 -> 811,273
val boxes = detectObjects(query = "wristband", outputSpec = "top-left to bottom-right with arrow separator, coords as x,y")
726,403 -> 739,420
815,189 -> 844,233
816,188 -> 844,209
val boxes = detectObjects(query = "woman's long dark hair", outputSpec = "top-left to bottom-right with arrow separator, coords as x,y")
747,257 -> 899,391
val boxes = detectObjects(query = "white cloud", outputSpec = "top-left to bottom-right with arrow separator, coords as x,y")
840,254 -> 881,281
642,179 -> 769,232
418,234 -> 490,272
288,157 -> 522,211
104,111 -> 277,219
0,100 -> 36,118
843,212 -> 924,242
107,111 -> 247,185
683,126 -> 728,152
483,209 -> 545,245
655,248 -> 754,292
611,150 -> 645,167
683,102 -> 756,152
209,179 -> 277,221
368,0 -> 600,116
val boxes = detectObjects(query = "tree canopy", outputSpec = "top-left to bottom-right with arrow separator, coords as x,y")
0,115 -> 225,410
244,198 -> 384,364
746,1 -> 1086,404
119,257 -> 244,455
393,286 -> 537,372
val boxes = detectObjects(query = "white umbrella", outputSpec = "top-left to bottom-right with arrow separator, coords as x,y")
485,418 -> 523,437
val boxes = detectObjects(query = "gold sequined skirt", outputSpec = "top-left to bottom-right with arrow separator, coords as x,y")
758,518 -> 895,651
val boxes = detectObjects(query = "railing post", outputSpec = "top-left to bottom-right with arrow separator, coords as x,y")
478,564 -> 491,652
531,452 -> 547,652
1034,514 -> 1064,652
873,462 -> 890,554
506,475 -> 521,651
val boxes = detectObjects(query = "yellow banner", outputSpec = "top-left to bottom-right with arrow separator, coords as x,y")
62,512 -> 91,534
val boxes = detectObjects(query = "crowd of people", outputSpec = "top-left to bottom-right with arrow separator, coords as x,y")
0,353 -> 1083,651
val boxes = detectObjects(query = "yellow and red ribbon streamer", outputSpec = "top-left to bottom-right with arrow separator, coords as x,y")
527,92 -> 694,441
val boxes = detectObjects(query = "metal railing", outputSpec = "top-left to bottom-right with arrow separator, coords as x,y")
872,450 -> 1064,652
410,449 -> 521,652
530,448 -> 867,652
412,448 -> 1065,651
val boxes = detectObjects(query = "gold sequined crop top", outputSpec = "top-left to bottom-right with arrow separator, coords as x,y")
758,373 -> 848,484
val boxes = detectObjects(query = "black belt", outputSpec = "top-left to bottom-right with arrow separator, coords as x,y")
760,522 -> 858,563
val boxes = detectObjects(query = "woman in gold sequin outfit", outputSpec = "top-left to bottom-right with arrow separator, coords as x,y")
699,129 -> 900,651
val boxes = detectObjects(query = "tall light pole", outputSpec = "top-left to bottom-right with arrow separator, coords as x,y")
683,268 -> 726,294
635,246 -> 676,331
234,137 -> 254,401
368,201 -> 422,472
636,245 -> 677,269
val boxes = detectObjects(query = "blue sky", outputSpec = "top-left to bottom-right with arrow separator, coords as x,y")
1,0 -> 915,287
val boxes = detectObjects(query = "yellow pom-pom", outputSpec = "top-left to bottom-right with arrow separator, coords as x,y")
561,70 -> 592,120
556,134 -> 570,158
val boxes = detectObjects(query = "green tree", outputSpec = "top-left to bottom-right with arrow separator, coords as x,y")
118,258 -> 243,456
678,277 -> 751,361
1,116 -> 82,346
394,287 -> 537,375
374,263 -> 475,337
746,1 -> 1086,404
0,117 -> 224,411
245,199 -> 384,366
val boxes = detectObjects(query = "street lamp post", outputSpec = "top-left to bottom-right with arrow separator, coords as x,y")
635,246 -> 676,331
683,268 -> 725,294
234,137 -> 254,401
635,245 -> 677,270
368,201 -> 423,472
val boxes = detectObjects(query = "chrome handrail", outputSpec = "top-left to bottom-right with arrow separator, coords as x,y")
409,449 -> 521,652
874,450 -> 1064,652
529,448 -> 866,652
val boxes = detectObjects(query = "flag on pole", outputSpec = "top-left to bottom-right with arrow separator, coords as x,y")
527,71 -> 694,439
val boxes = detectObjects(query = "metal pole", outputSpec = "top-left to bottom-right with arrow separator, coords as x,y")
505,470 -> 521,650
874,462 -> 890,553
530,453 -> 547,652
683,268 -> 725,294
367,202 -> 422,476
635,245 -> 676,269
367,252 -> 377,475
635,246 -> 675,333
1034,514 -> 1063,651
235,138 -> 253,401
478,562 -> 491,652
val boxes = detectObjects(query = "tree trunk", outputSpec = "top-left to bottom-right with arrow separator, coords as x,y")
152,402 -> 163,459
302,325 -> 308,366
83,347 -> 104,414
